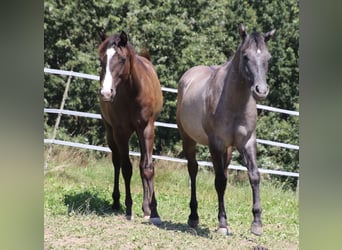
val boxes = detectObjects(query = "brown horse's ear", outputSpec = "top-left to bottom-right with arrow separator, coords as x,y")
98,30 -> 107,42
119,31 -> 128,47
238,23 -> 247,40
264,29 -> 276,42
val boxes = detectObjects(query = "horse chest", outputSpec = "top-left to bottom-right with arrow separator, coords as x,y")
207,111 -> 256,147
100,101 -> 139,127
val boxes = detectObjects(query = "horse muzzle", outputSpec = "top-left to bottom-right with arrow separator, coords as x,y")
99,88 -> 115,102
252,83 -> 269,101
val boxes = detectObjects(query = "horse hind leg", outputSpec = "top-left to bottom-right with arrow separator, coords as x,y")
226,146 -> 233,166
181,131 -> 199,228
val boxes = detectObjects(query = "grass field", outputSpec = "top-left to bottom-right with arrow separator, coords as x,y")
44,147 -> 299,249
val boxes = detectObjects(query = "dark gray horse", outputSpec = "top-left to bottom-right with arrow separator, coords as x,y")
176,24 -> 275,235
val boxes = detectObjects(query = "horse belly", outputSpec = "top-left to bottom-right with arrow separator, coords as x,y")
179,105 -> 208,145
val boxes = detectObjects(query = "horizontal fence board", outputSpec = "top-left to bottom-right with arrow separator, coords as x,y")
44,108 -> 299,150
44,68 -> 299,116
44,139 -> 299,177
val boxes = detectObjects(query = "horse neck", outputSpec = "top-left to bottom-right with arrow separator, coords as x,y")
225,49 -> 252,102
129,55 -> 143,91
121,48 -> 140,96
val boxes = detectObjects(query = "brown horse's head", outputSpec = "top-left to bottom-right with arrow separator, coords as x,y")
237,24 -> 276,101
98,31 -> 132,102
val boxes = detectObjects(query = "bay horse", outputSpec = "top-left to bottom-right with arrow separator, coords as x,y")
176,24 -> 275,235
98,31 -> 163,225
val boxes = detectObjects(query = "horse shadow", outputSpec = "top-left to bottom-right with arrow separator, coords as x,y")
63,191 -> 211,238
63,190 -> 124,216
151,220 -> 211,239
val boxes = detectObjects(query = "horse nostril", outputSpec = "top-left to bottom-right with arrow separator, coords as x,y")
255,85 -> 268,95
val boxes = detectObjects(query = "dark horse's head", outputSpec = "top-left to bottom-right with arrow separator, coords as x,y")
98,31 -> 131,102
237,24 -> 276,101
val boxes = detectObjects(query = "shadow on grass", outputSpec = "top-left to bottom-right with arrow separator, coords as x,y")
63,191 -> 211,238
64,190 -> 125,216
156,220 -> 212,239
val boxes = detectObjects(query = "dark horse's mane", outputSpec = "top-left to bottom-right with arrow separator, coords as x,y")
242,32 -> 267,51
225,31 -> 266,62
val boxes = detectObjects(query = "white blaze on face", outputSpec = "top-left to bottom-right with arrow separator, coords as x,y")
257,49 -> 261,54
101,47 -> 116,96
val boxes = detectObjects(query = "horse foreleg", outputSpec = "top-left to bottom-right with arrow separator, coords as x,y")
105,125 -> 121,211
241,135 -> 263,236
209,139 -> 229,235
111,147 -> 121,211
121,154 -> 133,220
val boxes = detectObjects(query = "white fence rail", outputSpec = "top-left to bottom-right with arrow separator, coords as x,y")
44,68 -> 299,116
44,68 -> 299,178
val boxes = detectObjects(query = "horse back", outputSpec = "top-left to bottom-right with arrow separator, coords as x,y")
178,65 -> 215,99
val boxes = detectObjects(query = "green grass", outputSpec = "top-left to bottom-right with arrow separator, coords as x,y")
44,147 -> 298,249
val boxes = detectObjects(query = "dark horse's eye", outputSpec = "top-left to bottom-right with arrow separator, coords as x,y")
243,54 -> 249,62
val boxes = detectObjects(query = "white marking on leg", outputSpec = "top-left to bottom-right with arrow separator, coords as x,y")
101,48 -> 116,96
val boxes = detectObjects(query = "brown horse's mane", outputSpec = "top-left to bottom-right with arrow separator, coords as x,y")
138,48 -> 151,61
98,34 -> 151,62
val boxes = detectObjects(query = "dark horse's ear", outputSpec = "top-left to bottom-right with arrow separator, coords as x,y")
119,31 -> 128,47
238,23 -> 247,40
264,29 -> 276,42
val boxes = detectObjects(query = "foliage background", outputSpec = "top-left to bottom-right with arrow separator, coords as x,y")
44,0 -> 299,188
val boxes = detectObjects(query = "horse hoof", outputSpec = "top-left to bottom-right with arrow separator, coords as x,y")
251,223 -> 263,236
126,215 -> 133,221
149,217 -> 162,226
253,246 -> 268,250
187,219 -> 199,228
112,203 -> 121,211
144,215 -> 150,220
217,227 -> 230,236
